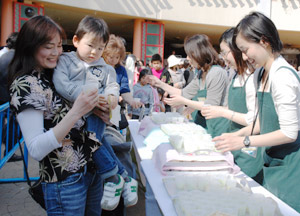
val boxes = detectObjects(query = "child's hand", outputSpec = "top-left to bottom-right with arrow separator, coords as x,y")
107,95 -> 118,109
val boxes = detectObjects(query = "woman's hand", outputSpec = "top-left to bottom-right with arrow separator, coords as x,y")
201,105 -> 224,119
53,89 -> 98,144
213,134 -> 244,152
146,75 -> 162,87
164,94 -> 185,107
71,89 -> 98,118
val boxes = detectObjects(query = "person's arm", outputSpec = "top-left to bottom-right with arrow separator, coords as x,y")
163,77 -> 203,108
214,66 -> 300,152
159,102 -> 165,112
272,66 -> 300,140
53,55 -> 84,102
52,90 -> 98,141
214,129 -> 294,152
17,90 -> 98,161
147,75 -> 181,96
181,76 -> 201,99
205,67 -> 228,106
244,74 -> 257,125
17,109 -> 61,161
121,92 -> 143,109
201,105 -> 249,126
104,66 -> 120,97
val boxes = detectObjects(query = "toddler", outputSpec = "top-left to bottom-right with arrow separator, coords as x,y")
53,16 -> 137,211
128,69 -> 154,119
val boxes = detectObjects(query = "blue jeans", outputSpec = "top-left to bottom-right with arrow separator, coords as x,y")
99,136 -> 127,177
42,169 -> 103,216
87,114 -> 120,179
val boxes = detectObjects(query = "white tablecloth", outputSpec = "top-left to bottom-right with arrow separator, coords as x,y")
128,120 -> 300,216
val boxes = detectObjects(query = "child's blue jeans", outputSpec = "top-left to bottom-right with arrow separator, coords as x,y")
86,114 -> 126,179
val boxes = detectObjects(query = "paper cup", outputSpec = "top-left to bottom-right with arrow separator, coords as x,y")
82,83 -> 98,94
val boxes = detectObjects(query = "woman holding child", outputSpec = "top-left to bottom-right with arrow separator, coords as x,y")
8,15 -> 105,215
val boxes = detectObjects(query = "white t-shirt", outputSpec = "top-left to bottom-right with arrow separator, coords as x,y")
259,56 -> 300,139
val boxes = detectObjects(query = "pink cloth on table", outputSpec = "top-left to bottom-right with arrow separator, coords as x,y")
151,68 -> 163,79
138,116 -> 160,137
152,143 -> 240,175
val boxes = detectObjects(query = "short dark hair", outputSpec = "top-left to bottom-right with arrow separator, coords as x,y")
75,16 -> 110,44
220,28 -> 247,75
151,53 -> 162,63
184,34 -> 222,71
6,32 -> 18,49
233,12 -> 282,53
139,68 -> 151,81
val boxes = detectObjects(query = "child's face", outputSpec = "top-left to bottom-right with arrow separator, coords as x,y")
140,76 -> 148,86
151,60 -> 162,71
105,53 -> 120,68
73,33 -> 106,64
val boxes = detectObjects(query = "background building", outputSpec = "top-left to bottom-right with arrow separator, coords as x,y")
1,0 -> 300,66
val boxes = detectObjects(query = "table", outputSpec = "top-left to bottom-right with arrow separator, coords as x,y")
128,120 -> 300,216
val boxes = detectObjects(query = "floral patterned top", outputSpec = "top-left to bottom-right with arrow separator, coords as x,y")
10,70 -> 101,183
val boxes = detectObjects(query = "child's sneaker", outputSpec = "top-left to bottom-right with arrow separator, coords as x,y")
101,174 -> 125,211
122,177 -> 138,207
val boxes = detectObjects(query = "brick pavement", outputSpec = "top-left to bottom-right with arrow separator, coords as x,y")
0,148 -> 145,216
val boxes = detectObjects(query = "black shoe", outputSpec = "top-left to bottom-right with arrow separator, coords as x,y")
8,154 -> 23,162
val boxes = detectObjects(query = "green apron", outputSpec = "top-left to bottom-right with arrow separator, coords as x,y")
228,73 -> 263,181
191,76 -> 207,128
191,66 -> 229,137
258,66 -> 300,212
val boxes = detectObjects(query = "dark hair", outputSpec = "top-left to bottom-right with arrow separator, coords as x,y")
233,12 -> 282,53
151,53 -> 162,63
136,59 -> 144,67
75,15 -> 110,44
220,28 -> 247,75
8,15 -> 65,87
139,68 -> 151,81
6,32 -> 18,49
157,87 -> 164,95
184,34 -> 222,71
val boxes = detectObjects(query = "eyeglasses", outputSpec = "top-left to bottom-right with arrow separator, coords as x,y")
220,50 -> 231,58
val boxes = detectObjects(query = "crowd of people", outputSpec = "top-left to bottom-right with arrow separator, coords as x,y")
1,10 -> 300,216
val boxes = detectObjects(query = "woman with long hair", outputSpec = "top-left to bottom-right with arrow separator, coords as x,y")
148,34 -> 229,137
8,15 -> 103,215
202,28 -> 264,182
214,12 -> 300,212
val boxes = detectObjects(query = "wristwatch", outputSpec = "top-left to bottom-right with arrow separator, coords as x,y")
243,136 -> 251,148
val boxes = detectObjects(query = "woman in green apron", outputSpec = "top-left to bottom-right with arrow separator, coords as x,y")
147,34 -> 229,137
202,28 -> 264,182
214,12 -> 300,212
